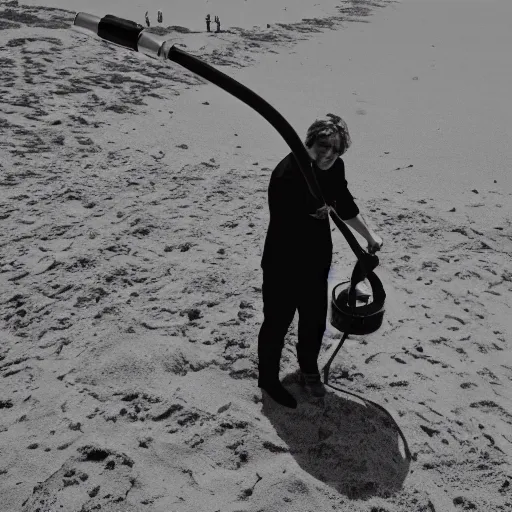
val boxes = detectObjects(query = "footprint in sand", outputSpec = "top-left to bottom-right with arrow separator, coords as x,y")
469,400 -> 512,426
21,445 -> 136,512
453,495 -> 478,510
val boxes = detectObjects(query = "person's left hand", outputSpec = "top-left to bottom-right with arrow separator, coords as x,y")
367,233 -> 383,254
310,205 -> 332,220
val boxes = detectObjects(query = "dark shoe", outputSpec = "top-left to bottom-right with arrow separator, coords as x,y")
299,372 -> 326,397
258,379 -> 297,409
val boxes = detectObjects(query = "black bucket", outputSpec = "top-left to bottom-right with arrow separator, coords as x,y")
330,271 -> 386,335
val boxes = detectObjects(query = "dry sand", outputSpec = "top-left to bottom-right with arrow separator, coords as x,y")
1,0 -> 511,511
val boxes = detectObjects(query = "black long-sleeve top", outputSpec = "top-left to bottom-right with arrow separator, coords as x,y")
261,152 -> 360,272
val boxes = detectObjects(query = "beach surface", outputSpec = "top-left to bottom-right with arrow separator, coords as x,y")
1,0 -> 511,511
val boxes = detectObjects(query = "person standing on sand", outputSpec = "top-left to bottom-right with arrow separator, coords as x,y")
258,114 -> 383,409
205,14 -> 211,32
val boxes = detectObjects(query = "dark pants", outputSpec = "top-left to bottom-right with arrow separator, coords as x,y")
258,266 -> 329,381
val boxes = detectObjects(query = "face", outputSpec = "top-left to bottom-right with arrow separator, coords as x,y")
308,134 -> 342,170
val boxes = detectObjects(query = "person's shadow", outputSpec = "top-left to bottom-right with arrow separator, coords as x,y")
261,372 -> 411,500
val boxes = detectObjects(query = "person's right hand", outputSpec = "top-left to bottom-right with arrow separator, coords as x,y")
367,233 -> 383,254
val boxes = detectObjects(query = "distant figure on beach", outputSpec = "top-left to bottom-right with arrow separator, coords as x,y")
205,14 -> 211,32
257,114 -> 383,409
157,10 -> 163,24
214,15 -> 221,33
145,11 -> 150,27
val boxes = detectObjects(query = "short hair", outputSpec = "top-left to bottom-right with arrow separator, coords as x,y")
305,113 -> 351,155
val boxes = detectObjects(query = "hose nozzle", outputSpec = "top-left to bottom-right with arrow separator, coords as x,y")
73,12 -> 100,34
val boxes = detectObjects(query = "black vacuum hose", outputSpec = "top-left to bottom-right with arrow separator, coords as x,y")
73,16 -> 407,456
